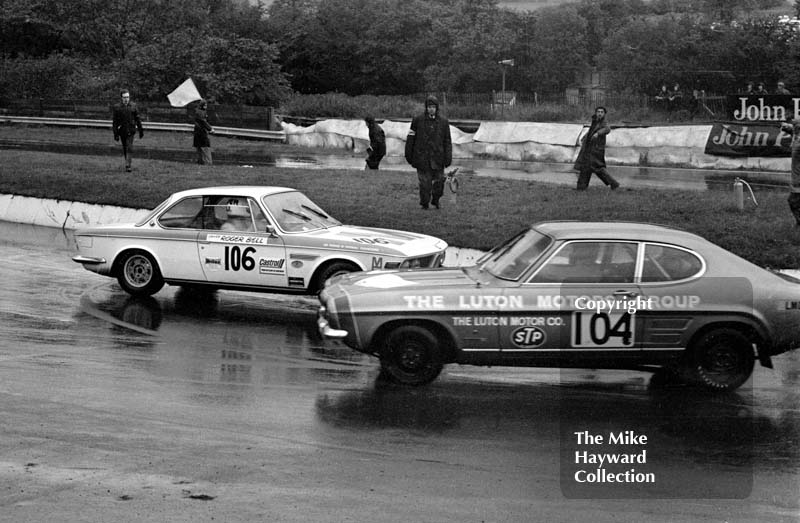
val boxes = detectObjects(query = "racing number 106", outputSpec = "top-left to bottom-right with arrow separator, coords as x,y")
224,246 -> 256,271
572,311 -> 634,347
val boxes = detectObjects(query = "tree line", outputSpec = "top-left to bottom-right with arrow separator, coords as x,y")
0,0 -> 797,106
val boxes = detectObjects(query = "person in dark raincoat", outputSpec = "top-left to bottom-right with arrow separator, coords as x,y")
405,95 -> 452,209
573,106 -> 620,191
193,100 -> 213,165
364,116 -> 386,170
112,89 -> 144,172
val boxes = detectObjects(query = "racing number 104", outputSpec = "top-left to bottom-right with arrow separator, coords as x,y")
225,246 -> 256,271
572,311 -> 634,347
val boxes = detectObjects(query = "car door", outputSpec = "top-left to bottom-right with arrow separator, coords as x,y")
153,195 -> 207,282
198,195 -> 287,289
498,241 -> 643,365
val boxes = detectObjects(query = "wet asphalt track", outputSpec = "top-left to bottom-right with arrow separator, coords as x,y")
1,221 -> 799,522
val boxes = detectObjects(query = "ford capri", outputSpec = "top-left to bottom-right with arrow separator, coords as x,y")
73,186 -> 447,297
318,221 -> 800,391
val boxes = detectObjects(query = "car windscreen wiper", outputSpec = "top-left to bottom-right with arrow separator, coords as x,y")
301,204 -> 329,220
282,208 -> 312,221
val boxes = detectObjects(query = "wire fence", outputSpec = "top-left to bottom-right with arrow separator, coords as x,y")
0,92 -> 731,127
0,98 -> 281,130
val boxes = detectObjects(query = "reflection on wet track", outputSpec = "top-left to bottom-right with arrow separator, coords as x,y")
1,220 -> 799,521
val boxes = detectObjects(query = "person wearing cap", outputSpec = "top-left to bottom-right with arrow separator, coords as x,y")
780,118 -> 800,227
364,116 -> 386,170
193,99 -> 213,165
775,81 -> 792,95
405,95 -> 452,209
112,89 -> 144,172
573,106 -> 620,191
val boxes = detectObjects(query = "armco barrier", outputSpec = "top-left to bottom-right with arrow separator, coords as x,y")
0,116 -> 285,142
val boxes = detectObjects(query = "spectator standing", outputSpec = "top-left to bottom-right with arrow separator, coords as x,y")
654,84 -> 669,111
405,96 -> 452,209
668,83 -> 683,113
780,118 -> 800,227
112,89 -> 144,172
193,100 -> 213,165
574,106 -> 620,191
776,81 -> 792,95
756,82 -> 769,95
744,81 -> 755,95
364,116 -> 386,170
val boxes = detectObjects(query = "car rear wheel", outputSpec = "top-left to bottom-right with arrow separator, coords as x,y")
690,328 -> 754,391
380,325 -> 443,386
116,251 -> 164,297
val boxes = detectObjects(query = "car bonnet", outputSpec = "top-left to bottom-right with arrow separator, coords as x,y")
297,225 -> 447,256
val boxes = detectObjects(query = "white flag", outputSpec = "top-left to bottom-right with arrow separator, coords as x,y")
167,78 -> 203,107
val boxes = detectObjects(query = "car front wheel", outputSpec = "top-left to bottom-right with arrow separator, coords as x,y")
380,325 -> 443,386
312,261 -> 358,292
116,251 -> 164,297
690,328 -> 754,391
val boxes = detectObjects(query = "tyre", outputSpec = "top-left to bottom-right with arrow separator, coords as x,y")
379,325 -> 443,386
690,328 -> 754,391
116,251 -> 164,297
312,261 -> 358,292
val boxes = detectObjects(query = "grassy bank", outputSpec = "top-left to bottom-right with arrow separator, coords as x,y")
1,147 -> 798,269
0,124 -> 326,157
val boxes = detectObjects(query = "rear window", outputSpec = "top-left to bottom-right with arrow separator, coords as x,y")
641,244 -> 704,282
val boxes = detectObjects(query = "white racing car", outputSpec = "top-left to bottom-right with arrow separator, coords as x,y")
73,186 -> 447,296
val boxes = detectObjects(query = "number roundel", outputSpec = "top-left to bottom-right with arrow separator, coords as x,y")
572,312 -> 634,347
225,246 -> 256,271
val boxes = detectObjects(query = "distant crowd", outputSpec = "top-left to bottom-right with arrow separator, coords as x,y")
652,80 -> 793,118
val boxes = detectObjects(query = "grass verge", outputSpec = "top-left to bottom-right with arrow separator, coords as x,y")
0,147 -> 798,269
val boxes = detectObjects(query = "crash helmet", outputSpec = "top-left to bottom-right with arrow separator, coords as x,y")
226,199 -> 250,218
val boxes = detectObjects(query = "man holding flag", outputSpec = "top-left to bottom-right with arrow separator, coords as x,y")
167,78 -> 212,164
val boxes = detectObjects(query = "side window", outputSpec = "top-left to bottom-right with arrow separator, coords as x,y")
158,197 -> 205,229
530,242 -> 637,284
248,199 -> 271,233
214,197 -> 272,233
641,244 -> 703,282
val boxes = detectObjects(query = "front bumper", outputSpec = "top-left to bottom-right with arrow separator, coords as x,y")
72,255 -> 107,265
317,306 -> 348,339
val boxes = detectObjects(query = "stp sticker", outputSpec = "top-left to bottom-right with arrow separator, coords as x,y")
510,326 -> 546,348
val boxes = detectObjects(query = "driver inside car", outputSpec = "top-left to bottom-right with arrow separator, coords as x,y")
221,200 -> 254,232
